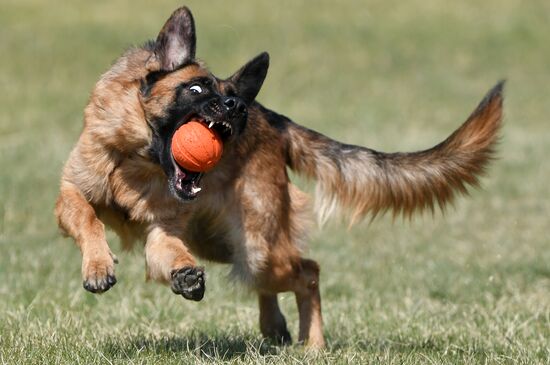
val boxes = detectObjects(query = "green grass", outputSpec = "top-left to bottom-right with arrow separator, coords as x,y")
1,0 -> 549,363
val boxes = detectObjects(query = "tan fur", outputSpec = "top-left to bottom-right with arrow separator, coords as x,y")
55,182 -> 116,289
145,224 -> 196,282
55,9 -> 503,349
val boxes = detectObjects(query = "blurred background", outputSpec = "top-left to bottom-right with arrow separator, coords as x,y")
1,0 -> 548,363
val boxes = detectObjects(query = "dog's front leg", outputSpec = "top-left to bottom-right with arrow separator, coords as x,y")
55,182 -> 117,293
145,225 -> 205,301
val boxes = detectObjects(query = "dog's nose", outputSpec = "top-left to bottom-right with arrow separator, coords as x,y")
223,97 -> 246,115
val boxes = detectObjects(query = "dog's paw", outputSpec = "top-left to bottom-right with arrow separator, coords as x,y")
261,313 -> 292,345
171,266 -> 205,301
266,328 -> 292,346
82,254 -> 117,294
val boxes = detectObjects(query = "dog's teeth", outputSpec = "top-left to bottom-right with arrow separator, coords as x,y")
191,186 -> 202,194
208,121 -> 214,129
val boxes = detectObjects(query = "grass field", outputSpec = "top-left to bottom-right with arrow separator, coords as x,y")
1,0 -> 549,363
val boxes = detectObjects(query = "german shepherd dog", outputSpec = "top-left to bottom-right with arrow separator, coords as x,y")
55,7 -> 503,348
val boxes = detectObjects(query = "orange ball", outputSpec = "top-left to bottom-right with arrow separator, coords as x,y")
171,120 -> 223,172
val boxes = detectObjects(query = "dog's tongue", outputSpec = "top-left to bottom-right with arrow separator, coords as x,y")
175,166 -> 187,181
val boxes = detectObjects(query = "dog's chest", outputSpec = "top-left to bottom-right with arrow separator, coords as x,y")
181,189 -> 244,263
106,156 -> 247,262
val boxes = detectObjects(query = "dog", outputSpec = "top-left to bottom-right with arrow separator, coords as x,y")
55,6 -> 503,348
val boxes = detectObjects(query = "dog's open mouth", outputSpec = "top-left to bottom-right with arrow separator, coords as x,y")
171,116 -> 233,200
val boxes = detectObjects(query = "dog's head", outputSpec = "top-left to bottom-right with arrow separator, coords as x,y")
139,7 -> 269,201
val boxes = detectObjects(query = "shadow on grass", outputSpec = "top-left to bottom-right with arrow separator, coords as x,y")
102,332 -> 283,360
101,328 -> 511,362
104,332 -> 484,361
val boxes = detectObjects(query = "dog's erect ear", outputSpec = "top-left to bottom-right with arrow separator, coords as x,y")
147,7 -> 196,72
228,52 -> 270,104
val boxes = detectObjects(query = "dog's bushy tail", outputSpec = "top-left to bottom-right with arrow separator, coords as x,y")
284,81 -> 504,224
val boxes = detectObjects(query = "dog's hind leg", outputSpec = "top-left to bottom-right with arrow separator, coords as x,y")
145,225 -> 205,301
256,256 -> 325,349
258,293 -> 292,345
239,176 -> 324,347
294,258 -> 324,349
55,182 -> 117,293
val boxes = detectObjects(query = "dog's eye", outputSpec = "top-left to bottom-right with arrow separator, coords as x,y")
189,85 -> 203,94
